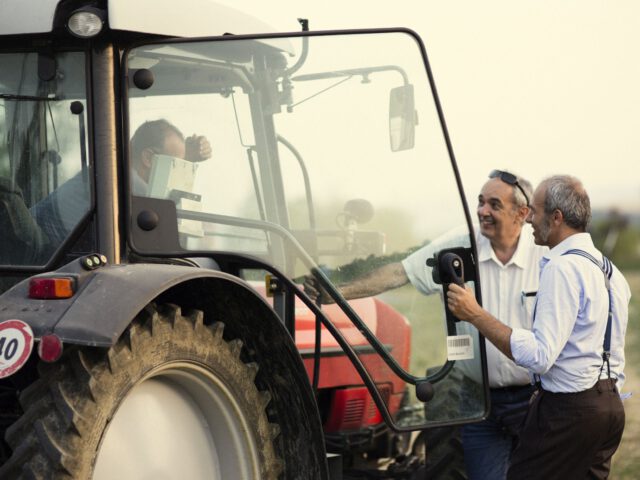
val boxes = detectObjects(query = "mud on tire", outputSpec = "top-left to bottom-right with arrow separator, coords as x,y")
0,303 -> 283,479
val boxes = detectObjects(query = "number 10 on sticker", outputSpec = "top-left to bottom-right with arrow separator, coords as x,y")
0,320 -> 34,379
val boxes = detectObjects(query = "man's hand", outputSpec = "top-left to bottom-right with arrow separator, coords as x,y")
447,283 -> 514,359
185,134 -> 212,162
303,276 -> 335,304
447,283 -> 483,323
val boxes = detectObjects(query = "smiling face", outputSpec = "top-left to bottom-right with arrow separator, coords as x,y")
477,178 -> 527,245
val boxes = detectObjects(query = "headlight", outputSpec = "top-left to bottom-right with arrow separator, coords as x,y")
67,8 -> 106,38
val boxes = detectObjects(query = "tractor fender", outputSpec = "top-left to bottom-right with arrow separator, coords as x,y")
0,259 -> 281,348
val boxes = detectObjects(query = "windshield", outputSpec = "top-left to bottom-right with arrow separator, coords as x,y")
0,51 -> 91,267
126,31 -> 487,430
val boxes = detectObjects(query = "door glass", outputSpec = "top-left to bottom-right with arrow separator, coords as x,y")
0,51 -> 91,267
126,31 -> 487,429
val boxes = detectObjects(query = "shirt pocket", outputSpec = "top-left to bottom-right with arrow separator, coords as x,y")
520,290 -> 537,327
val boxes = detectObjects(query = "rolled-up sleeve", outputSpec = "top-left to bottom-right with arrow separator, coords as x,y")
510,327 -> 541,370
402,227 -> 469,296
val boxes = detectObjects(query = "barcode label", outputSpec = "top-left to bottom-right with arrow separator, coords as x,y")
447,335 -> 474,360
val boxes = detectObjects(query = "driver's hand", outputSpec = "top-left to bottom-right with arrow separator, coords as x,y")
185,134 -> 212,162
303,276 -> 334,305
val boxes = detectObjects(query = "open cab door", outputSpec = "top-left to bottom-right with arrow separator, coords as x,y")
126,28 -> 488,432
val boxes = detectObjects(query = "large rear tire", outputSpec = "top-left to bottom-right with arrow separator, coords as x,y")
0,303 -> 283,479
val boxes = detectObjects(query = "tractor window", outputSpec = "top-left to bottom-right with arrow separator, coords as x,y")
0,51 -> 91,267
126,32 -> 488,431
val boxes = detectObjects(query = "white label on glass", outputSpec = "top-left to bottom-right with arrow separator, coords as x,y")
447,334 -> 473,360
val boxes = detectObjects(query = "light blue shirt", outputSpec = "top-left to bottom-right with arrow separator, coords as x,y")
510,233 -> 631,393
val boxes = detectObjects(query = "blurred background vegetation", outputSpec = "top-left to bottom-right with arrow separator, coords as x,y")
591,212 -> 640,478
591,210 -> 640,271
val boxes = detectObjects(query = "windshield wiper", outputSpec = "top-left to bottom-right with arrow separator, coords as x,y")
0,93 -> 60,101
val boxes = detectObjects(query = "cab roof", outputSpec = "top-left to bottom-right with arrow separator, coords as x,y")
0,0 -> 292,53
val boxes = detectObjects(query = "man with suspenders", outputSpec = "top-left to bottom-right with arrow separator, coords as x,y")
447,175 -> 631,479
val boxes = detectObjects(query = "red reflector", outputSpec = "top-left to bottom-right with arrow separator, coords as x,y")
38,334 -> 63,363
29,277 -> 75,299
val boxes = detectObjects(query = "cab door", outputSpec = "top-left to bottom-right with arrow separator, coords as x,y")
125,29 -> 488,431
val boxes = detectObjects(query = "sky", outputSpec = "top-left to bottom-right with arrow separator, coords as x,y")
216,0 -> 640,213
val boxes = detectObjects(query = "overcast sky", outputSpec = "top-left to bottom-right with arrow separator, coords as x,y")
217,0 -> 640,213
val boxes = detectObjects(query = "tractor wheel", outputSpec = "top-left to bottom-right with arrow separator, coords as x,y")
0,303 -> 283,479
415,426 -> 466,480
416,367 -> 469,480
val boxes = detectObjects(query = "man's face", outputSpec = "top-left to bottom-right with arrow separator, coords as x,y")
161,131 -> 186,159
138,131 -> 186,182
526,186 -> 552,246
477,178 -> 525,243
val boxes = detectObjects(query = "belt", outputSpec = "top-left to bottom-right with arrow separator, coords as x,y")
490,384 -> 535,394
543,378 -> 618,395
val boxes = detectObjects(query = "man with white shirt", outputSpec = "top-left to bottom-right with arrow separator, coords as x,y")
447,175 -> 630,479
304,169 -> 547,479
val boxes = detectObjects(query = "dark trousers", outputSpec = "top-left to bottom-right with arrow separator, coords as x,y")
507,379 -> 625,480
462,385 -> 535,480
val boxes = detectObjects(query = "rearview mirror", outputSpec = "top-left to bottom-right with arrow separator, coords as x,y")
389,84 -> 416,152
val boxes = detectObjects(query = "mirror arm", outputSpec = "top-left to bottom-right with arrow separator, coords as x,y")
293,64 -> 409,85
277,135 -> 316,229
283,19 -> 310,77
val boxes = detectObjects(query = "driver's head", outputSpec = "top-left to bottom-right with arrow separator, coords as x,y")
131,119 -> 186,182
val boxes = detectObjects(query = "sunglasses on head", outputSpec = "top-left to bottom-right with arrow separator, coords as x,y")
489,170 -> 530,207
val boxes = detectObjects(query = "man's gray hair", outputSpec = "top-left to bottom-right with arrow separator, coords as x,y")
491,169 -> 532,209
513,175 -> 533,209
541,175 -> 591,231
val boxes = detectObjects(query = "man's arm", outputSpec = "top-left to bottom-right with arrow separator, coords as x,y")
304,262 -> 409,304
447,283 -> 514,359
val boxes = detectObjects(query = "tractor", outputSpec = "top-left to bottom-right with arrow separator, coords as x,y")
0,1 -> 489,478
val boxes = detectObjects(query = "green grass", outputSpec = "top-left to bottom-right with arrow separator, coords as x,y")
609,270 -> 640,478
377,284 -> 448,376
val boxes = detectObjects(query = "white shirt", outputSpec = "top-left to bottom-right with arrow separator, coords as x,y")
402,223 -> 547,388
131,169 -> 148,196
510,233 -> 631,393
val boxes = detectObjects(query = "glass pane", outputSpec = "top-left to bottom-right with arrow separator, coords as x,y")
0,51 -> 91,266
127,32 -> 486,429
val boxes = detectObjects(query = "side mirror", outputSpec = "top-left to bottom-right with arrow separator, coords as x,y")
389,84 -> 416,152
343,198 -> 374,224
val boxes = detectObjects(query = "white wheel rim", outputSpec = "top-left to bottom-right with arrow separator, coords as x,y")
93,363 -> 261,479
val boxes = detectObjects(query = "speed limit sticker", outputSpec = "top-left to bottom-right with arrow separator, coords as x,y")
0,320 -> 34,379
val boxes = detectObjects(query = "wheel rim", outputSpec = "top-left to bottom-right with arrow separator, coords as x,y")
93,362 -> 261,479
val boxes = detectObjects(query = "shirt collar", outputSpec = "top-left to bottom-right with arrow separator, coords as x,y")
540,232 -> 595,270
476,223 -> 534,269
544,232 -> 595,260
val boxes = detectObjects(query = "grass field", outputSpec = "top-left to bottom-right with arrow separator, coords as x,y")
377,271 -> 640,478
609,270 -> 640,478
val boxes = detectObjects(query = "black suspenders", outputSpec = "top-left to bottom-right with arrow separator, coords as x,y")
561,249 -> 614,378
532,249 -> 614,388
